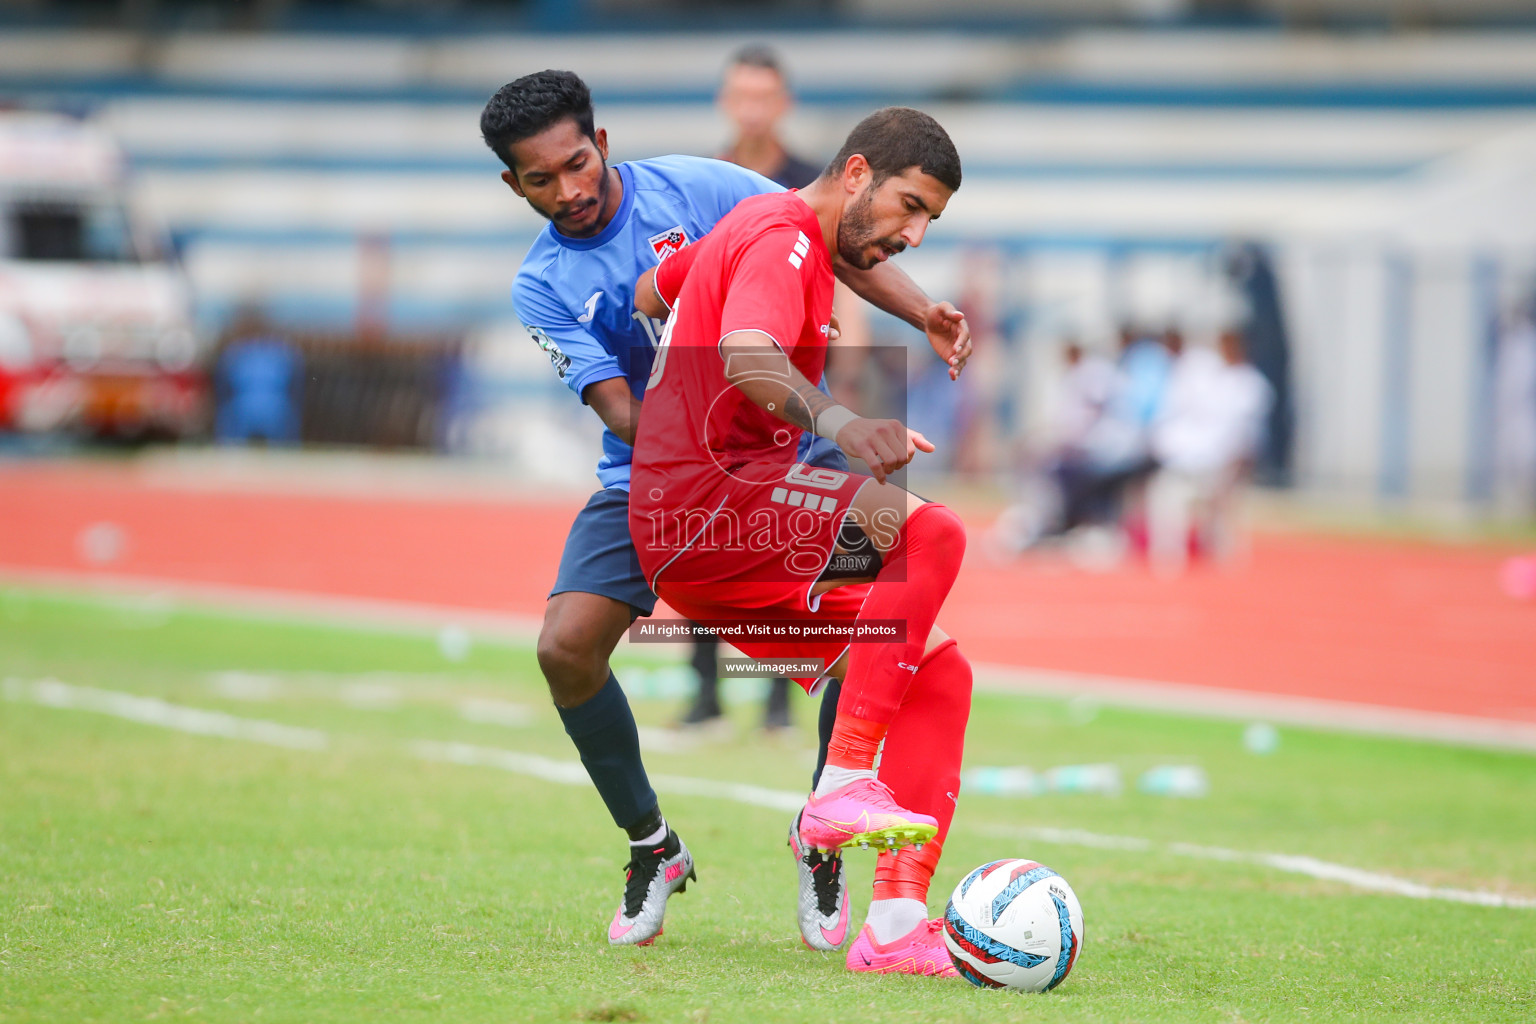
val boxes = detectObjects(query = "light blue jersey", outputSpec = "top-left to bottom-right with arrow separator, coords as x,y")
512,154 -> 838,490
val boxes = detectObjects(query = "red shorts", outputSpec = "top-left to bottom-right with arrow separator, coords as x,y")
634,459 -> 878,692
662,582 -> 871,694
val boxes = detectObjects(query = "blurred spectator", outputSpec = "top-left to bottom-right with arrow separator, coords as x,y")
1494,299 -> 1536,514
1045,328 -> 1168,538
995,339 -> 1137,552
1146,330 -> 1273,575
1114,323 -> 1175,432
1226,243 -> 1295,486
1055,341 -> 1119,453
716,43 -> 821,189
215,310 -> 301,446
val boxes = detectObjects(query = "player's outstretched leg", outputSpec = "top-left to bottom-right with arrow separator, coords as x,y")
539,589 -> 694,946
847,637 -> 973,976
797,500 -> 966,855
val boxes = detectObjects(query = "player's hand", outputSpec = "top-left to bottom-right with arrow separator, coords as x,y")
834,418 -> 935,484
828,310 -> 841,342
923,302 -> 970,380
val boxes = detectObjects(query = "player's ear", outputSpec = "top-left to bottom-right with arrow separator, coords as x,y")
501,168 -> 526,198
841,153 -> 871,195
594,127 -> 609,162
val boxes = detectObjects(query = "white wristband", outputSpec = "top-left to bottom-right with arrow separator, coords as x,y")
813,404 -> 859,442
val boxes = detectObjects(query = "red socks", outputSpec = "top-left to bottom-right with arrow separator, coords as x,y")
840,502 -> 966,724
823,714 -> 886,773
873,638 -> 973,901
873,837 -> 945,902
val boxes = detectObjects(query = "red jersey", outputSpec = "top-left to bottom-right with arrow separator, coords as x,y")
630,190 -> 835,580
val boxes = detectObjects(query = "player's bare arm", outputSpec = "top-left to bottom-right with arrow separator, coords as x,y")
718,332 -> 933,483
633,266 -> 669,321
583,377 -> 643,447
834,261 -> 971,379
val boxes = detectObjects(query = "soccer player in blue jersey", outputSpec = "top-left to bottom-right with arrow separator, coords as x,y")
480,70 -> 971,949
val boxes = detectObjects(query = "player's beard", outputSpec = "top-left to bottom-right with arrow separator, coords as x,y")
836,187 -> 904,270
548,162 -> 613,238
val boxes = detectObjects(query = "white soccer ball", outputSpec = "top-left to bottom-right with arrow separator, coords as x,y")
942,858 -> 1084,992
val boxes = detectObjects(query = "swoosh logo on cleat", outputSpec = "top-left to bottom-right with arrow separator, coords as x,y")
806,811 -> 873,836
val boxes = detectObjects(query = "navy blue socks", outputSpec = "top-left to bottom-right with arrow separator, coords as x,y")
812,676 -> 841,791
557,672 -> 660,833
559,670 -> 838,826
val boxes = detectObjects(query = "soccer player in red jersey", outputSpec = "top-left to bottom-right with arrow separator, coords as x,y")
629,107 -> 973,977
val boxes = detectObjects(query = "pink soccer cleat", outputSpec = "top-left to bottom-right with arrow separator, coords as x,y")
607,829 -> 696,946
846,918 -> 958,977
797,777 -> 938,853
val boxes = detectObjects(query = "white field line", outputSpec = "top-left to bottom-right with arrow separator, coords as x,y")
208,673 -> 663,750
8,566 -> 1536,753
209,674 -> 541,728
9,679 -> 1536,910
456,697 -> 537,728
984,825 -> 1536,910
2,677 -> 326,750
971,664 -> 1536,754
0,567 -> 544,643
410,740 -> 802,812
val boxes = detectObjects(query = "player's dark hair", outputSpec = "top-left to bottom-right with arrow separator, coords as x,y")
480,69 -> 597,172
826,107 -> 961,192
727,43 -> 787,81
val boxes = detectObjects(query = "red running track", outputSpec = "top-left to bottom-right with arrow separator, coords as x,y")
2,461 -> 1532,723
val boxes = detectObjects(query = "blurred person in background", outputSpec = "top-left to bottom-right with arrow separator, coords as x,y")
1494,295 -> 1536,514
683,44 -> 874,735
1116,322 -> 1174,433
716,43 -> 821,190
1056,341 -> 1119,455
995,331 -> 1165,556
1146,329 -> 1273,575
484,69 -> 971,950
214,308 -> 301,446
993,339 -> 1115,552
1225,242 -> 1295,486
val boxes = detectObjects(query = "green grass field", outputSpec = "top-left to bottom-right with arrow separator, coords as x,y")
3,586 -> 1534,1023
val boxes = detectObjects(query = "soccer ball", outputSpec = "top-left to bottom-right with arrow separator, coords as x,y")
942,859 -> 1084,992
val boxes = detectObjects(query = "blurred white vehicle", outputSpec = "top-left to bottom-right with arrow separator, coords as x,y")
0,111 -> 203,439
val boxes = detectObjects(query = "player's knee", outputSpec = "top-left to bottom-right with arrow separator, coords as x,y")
536,624 -> 602,698
903,502 -> 966,577
915,501 -> 966,551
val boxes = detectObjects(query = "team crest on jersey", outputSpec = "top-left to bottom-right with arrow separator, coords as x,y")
526,324 -> 571,379
648,226 -> 690,262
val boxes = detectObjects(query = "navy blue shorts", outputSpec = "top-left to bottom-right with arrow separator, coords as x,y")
550,487 -> 656,617
550,445 -> 848,619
